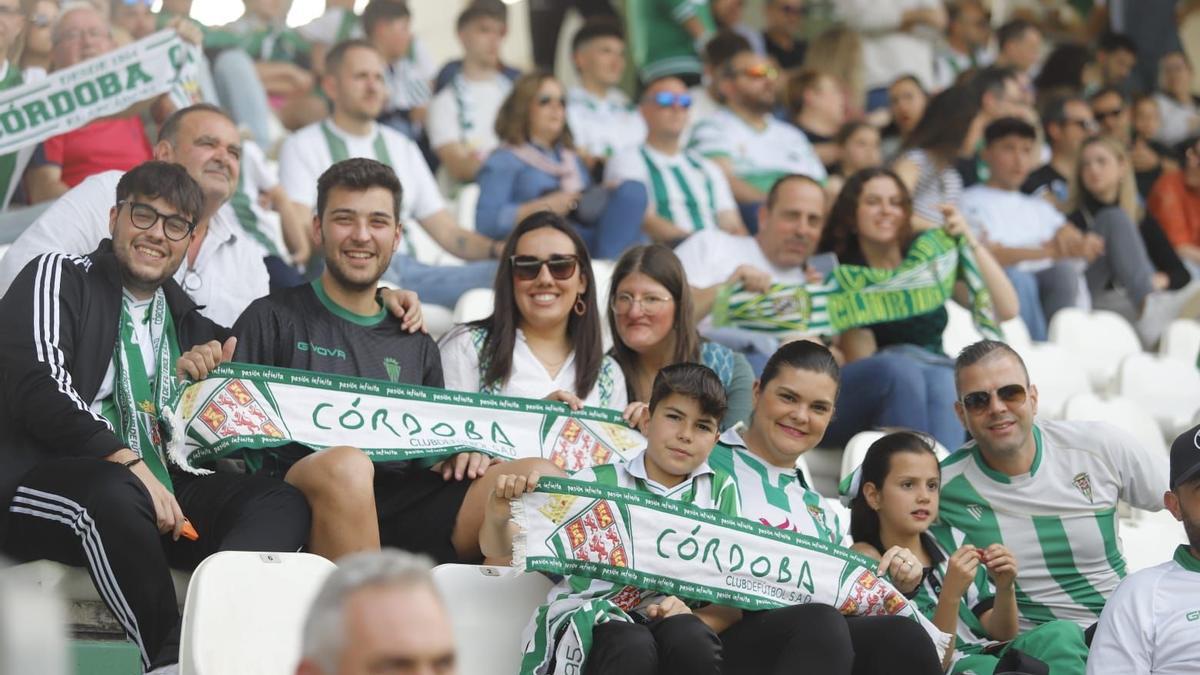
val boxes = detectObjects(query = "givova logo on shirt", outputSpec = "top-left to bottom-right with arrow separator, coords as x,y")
296,341 -> 346,359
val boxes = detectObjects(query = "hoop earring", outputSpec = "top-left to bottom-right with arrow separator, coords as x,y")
573,296 -> 587,316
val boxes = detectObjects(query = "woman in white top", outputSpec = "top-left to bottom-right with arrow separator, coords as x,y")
440,212 -> 627,411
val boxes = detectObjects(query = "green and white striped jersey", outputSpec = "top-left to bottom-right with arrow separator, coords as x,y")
938,420 -> 1168,631
605,144 -> 736,233
1088,546 -> 1200,675
911,525 -> 996,650
710,428 -> 842,544
519,452 -> 738,675
688,107 -> 827,192
625,0 -> 713,82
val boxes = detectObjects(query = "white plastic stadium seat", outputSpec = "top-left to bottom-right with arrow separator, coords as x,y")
838,430 -> 886,483
998,316 -> 1033,353
453,288 -> 495,324
455,183 -> 481,232
424,304 -> 455,341
432,565 -> 554,675
1160,319 -> 1200,364
1120,507 -> 1188,574
942,302 -> 984,359
1116,353 -> 1200,438
1048,309 -> 1141,392
1020,343 -> 1091,420
591,258 -> 616,310
1063,393 -> 1168,457
178,551 -> 336,675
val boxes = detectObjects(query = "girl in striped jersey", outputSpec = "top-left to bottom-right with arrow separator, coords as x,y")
848,432 -> 1089,675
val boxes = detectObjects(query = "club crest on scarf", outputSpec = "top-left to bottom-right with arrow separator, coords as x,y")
545,417 -> 642,472
838,569 -> 906,616
564,500 -> 629,567
198,380 -> 286,439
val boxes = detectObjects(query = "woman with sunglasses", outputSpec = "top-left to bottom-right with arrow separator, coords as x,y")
474,72 -> 648,260
818,168 -> 1018,451
608,245 -> 754,431
711,340 -> 943,675
440,212 -> 627,411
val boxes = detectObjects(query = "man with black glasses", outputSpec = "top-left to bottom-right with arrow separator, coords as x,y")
940,339 -> 1168,636
0,161 -> 311,675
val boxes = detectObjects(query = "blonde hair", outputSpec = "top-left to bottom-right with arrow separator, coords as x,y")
802,25 -> 864,114
1067,134 -> 1141,222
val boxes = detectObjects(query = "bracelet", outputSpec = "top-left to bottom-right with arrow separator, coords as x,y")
122,456 -> 144,468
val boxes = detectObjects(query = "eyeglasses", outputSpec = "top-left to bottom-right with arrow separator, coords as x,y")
652,91 -> 692,109
57,27 -> 110,44
738,64 -> 779,81
1093,107 -> 1124,122
119,200 -> 196,241
536,95 -> 565,108
510,254 -> 579,281
611,292 -> 673,316
960,384 -> 1028,414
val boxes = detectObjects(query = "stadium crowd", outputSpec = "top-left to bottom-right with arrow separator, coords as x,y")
0,0 -> 1199,674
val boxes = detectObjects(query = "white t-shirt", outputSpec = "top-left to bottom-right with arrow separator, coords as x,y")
0,170 -> 268,327
426,72 -> 511,157
296,7 -> 363,45
1088,545 -> 1200,675
438,325 -> 628,411
565,85 -> 646,160
961,184 -> 1065,271
1153,93 -> 1200,147
384,38 -> 436,112
939,420 -> 1169,631
674,227 -> 807,289
277,119 -> 444,223
89,293 -> 160,414
229,139 -> 288,260
605,144 -> 736,233
688,107 -> 827,194
837,0 -> 941,91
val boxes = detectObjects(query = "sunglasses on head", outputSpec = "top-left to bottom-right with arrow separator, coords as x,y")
510,254 -> 579,281
740,63 -> 779,81
960,384 -> 1028,414
536,95 -> 565,107
653,91 -> 692,109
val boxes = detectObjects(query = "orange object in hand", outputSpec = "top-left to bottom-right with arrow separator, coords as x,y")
181,519 -> 199,541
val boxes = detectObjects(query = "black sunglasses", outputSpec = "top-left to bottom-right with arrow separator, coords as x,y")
960,384 -> 1028,414
511,254 -> 579,281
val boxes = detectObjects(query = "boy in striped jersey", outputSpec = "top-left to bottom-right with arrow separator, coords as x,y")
1088,424 -> 1200,674
943,340 -> 1168,634
481,363 -> 739,675
605,76 -> 746,245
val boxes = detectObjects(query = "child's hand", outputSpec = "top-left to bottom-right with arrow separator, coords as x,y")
621,402 -> 650,433
943,545 -> 980,598
877,546 -> 923,594
981,544 -> 1018,590
487,472 -> 540,522
646,596 -> 692,620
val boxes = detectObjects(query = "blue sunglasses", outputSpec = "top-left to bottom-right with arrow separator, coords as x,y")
653,92 -> 693,109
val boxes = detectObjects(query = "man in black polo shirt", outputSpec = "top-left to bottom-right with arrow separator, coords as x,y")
233,158 -> 555,563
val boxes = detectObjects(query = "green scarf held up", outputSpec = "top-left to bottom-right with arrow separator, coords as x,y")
712,229 -> 1002,339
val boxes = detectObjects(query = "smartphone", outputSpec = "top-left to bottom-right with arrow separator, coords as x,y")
807,252 -> 839,278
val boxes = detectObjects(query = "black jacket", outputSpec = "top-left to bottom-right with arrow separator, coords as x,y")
0,240 -> 229,536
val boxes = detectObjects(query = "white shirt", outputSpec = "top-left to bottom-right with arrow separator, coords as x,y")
960,184 -> 1065,271
566,85 -> 646,160
1088,546 -> 1200,675
426,72 -> 511,157
605,144 -> 736,233
296,7 -> 363,45
674,227 -> 808,289
89,293 -> 159,415
688,107 -> 827,193
837,0 -> 942,91
230,139 -> 288,260
0,170 -> 268,327
383,39 -> 435,112
438,326 -> 628,411
277,119 -> 444,222
1152,92 -> 1200,147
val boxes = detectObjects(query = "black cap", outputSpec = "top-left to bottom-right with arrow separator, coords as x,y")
1170,424 -> 1200,489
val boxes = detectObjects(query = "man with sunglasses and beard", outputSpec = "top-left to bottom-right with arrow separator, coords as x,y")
605,76 -> 745,244
1088,424 -> 1200,674
940,339 -> 1167,639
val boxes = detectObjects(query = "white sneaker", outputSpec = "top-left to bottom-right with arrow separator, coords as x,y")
1138,284 -> 1200,348
146,664 -> 179,675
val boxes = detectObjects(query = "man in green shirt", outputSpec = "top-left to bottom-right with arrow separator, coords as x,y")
625,0 -> 713,86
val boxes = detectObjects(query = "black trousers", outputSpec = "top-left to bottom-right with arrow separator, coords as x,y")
721,604 -> 943,675
584,614 -> 722,675
529,0 -> 619,71
1,458 -> 311,670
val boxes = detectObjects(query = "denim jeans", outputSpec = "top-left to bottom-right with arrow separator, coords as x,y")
576,180 -> 649,260
212,49 -> 273,149
383,254 -> 499,309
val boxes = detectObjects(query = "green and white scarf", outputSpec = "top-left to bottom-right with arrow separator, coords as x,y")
514,477 -> 952,673
712,229 -> 1001,338
163,363 -> 646,473
0,30 -> 202,156
103,291 -> 181,490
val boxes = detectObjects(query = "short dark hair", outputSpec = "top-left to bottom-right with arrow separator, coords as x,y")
570,17 -> 623,54
948,0 -> 989,24
316,158 -> 403,221
116,160 -> 206,224
361,0 -> 409,38
1039,94 -> 1086,138
704,29 -> 752,70
456,0 -> 506,32
157,103 -> 236,145
996,18 -> 1038,49
984,116 -> 1037,145
325,39 -> 378,76
765,173 -> 824,210
1088,85 -> 1127,107
970,65 -> 1018,106
849,431 -> 939,552
954,339 -> 1030,391
760,340 -> 840,392
1097,31 -> 1137,56
649,363 -> 728,423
